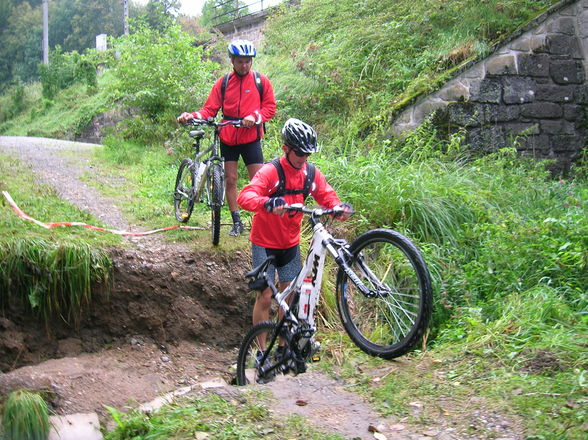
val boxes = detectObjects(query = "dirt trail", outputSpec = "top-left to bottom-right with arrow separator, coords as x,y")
0,136 -> 523,440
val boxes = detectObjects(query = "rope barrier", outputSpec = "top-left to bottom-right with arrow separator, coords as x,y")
1,190 -> 208,236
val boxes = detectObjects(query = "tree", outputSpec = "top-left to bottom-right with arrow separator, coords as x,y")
200,0 -> 250,29
142,0 -> 181,31
0,2 -> 42,84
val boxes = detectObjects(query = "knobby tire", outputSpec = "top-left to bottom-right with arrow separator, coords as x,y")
336,229 -> 432,359
209,163 -> 223,246
236,321 -> 282,386
173,158 -> 195,223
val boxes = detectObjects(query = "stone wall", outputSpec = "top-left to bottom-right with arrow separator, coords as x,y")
392,0 -> 587,173
213,10 -> 269,49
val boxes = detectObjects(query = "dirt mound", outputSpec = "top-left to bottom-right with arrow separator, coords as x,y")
0,244 -> 252,372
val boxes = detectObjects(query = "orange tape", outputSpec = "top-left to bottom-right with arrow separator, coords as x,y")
2,191 -> 207,236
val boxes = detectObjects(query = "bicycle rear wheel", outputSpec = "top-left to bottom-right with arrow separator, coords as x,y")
336,229 -> 432,359
236,321 -> 284,386
173,158 -> 195,223
208,163 -> 223,246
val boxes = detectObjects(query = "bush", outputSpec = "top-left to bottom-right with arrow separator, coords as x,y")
110,22 -> 219,118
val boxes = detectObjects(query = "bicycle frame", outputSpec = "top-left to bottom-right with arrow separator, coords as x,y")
189,127 -> 225,206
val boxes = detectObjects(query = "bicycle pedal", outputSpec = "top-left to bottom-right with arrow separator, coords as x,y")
311,355 -> 320,362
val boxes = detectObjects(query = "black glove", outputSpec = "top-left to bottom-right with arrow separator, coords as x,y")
264,196 -> 286,213
334,202 -> 354,218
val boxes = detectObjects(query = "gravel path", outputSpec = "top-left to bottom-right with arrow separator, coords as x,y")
0,136 -> 132,232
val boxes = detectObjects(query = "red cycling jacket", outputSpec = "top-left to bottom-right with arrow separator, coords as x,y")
192,70 -> 276,146
237,156 -> 341,249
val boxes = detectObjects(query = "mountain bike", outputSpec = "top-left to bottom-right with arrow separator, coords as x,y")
236,204 -> 433,385
173,118 -> 241,246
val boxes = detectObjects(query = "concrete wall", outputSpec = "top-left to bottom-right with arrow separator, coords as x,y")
392,0 -> 587,173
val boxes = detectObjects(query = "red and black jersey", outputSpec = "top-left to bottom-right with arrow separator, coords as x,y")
193,70 -> 276,146
237,156 -> 341,249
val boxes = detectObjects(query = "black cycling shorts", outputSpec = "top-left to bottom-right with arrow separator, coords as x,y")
221,140 -> 263,165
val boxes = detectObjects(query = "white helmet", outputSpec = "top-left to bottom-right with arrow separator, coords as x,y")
227,39 -> 256,58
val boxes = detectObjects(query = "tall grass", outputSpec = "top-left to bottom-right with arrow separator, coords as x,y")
1,390 -> 52,440
0,239 -> 112,328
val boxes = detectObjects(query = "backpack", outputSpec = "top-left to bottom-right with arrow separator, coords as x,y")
220,71 -> 263,105
269,158 -> 315,201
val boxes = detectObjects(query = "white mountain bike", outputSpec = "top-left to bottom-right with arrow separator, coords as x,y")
236,204 -> 433,385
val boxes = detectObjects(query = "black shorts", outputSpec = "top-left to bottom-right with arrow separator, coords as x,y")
221,140 -> 263,165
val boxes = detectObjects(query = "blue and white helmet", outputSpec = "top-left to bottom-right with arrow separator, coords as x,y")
227,39 -> 256,58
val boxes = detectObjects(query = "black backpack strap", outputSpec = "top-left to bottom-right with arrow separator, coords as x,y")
303,163 -> 315,200
253,71 -> 263,101
270,159 -> 315,201
270,158 -> 286,197
220,73 -> 230,106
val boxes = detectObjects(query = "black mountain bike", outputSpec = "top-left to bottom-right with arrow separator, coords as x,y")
173,118 -> 240,246
236,204 -> 433,385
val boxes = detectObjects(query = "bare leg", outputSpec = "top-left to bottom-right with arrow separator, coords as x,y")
246,162 -> 263,180
253,281 -> 289,349
224,161 -> 239,212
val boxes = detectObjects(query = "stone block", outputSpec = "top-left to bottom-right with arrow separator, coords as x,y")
483,104 -> 521,123
413,100 -> 447,123
535,84 -> 576,102
580,11 -> 588,38
521,102 -> 563,119
517,53 -> 550,77
476,78 -> 502,103
514,134 -> 551,153
504,122 -> 541,136
447,102 -> 482,127
485,54 -> 517,75
547,34 -> 583,58
563,104 -> 586,121
551,134 -> 586,152
466,126 -> 508,153
502,77 -> 536,104
436,81 -> 470,101
544,17 -> 575,35
540,119 -> 577,135
577,84 -> 588,104
550,59 -> 585,84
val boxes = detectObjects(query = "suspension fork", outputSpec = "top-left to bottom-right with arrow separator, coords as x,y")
332,242 -> 379,298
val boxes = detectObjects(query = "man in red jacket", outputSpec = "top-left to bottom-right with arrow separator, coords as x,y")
178,39 -> 276,236
237,118 -> 353,333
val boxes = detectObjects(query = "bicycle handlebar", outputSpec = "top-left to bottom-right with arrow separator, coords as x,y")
284,203 -> 354,218
184,117 -> 243,128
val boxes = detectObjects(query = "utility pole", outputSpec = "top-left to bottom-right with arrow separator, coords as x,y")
123,0 -> 129,35
42,0 -> 49,64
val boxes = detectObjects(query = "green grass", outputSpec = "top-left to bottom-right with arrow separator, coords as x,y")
103,392 -> 345,440
0,152 -> 116,328
1,390 -> 52,440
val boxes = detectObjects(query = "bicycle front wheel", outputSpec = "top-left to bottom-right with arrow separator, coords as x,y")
173,158 -> 195,223
336,229 -> 432,359
208,163 -> 223,246
236,321 -> 283,386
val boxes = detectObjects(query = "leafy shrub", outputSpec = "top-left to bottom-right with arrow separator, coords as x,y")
38,46 -> 98,99
109,22 -> 218,118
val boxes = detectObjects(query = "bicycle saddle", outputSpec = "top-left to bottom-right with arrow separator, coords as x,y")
245,255 -> 276,290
